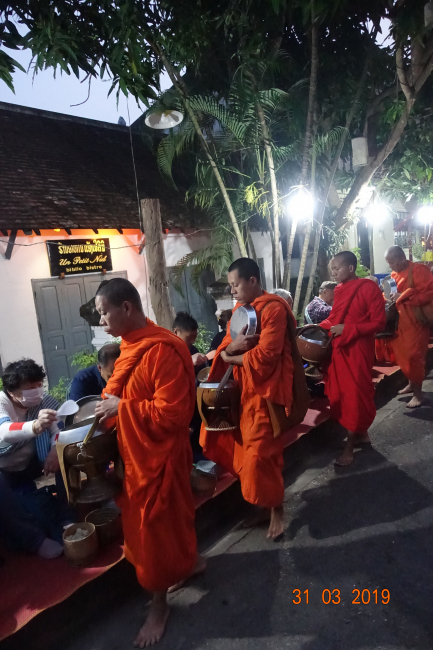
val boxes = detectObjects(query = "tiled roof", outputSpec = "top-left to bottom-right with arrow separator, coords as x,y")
0,102 -> 205,233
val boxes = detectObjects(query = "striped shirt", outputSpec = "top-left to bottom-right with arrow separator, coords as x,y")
0,392 -> 59,471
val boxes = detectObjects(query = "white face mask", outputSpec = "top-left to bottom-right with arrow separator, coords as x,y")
17,387 -> 44,408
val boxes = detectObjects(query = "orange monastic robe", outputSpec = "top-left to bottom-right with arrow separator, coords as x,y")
375,293 -> 397,365
200,292 -> 295,509
390,261 -> 433,384
104,321 -> 197,592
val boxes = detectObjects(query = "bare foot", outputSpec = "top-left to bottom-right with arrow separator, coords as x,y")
267,506 -> 284,540
134,592 -> 169,648
167,553 -> 207,593
353,432 -> 371,447
242,508 -> 271,529
398,383 -> 413,395
335,438 -> 355,466
407,394 -> 425,409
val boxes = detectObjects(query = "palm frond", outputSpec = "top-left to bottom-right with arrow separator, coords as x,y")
315,126 -> 348,156
156,137 -> 178,188
188,95 -> 249,145
172,238 -> 235,293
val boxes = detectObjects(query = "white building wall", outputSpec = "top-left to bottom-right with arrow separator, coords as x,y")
372,217 -> 395,274
0,229 -> 215,369
346,223 -> 358,251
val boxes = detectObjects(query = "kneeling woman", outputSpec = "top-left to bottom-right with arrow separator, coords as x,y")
0,359 -> 71,559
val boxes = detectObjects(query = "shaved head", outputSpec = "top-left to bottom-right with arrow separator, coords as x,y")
385,246 -> 408,273
385,245 -> 406,260
333,250 -> 358,269
329,250 -> 358,284
96,278 -> 143,311
95,278 -> 147,337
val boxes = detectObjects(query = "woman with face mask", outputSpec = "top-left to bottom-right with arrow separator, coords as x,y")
0,359 -> 65,559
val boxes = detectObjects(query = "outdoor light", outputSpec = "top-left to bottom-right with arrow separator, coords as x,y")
417,205 -> 433,225
54,228 -> 61,232
144,109 -> 184,130
364,203 -> 391,225
286,187 -> 314,222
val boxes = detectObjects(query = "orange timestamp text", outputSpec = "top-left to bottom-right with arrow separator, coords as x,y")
292,588 -> 390,605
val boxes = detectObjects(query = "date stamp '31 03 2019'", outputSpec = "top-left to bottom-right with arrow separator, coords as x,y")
292,589 -> 390,605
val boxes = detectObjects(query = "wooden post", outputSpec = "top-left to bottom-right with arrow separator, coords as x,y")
5,229 -> 17,260
140,199 -> 176,330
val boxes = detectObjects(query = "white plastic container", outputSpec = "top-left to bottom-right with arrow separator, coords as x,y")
352,137 -> 368,167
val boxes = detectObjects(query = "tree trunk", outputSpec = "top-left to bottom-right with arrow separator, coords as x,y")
368,224 -> 375,275
283,222 -> 297,289
247,228 -> 258,263
283,0 -> 318,289
150,42 -> 248,258
293,134 -> 316,316
140,199 -> 176,330
301,53 -> 371,313
292,3 -> 319,313
256,101 -> 281,286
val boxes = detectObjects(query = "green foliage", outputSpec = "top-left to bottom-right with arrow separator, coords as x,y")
321,212 -> 348,258
412,243 -> 424,261
48,377 -> 70,403
351,247 -> 370,278
3,0 -> 431,291
194,324 -> 213,354
378,113 -> 433,205
0,376 -> 3,391
70,349 -> 98,370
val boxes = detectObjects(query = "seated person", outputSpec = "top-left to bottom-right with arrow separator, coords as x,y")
173,312 -> 209,463
208,309 -> 233,353
0,359 -> 70,559
69,342 -> 120,402
272,288 -> 293,309
172,312 -> 207,372
304,281 -> 336,324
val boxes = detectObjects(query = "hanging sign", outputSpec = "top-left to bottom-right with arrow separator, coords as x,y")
46,238 -> 113,276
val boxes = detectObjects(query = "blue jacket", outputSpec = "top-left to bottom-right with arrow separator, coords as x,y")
69,365 -> 105,402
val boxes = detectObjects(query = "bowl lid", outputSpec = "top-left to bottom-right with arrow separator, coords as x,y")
230,305 -> 257,340
199,380 -> 237,389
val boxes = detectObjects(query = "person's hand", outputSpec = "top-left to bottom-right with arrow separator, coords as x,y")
94,393 -> 121,424
220,350 -> 232,364
33,409 -> 58,436
330,324 -> 345,338
226,326 -> 260,355
43,446 -> 60,475
389,292 -> 401,303
191,352 -> 208,367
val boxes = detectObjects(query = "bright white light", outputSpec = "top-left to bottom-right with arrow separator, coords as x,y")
287,188 -> 314,222
364,203 -> 390,224
417,205 -> 433,225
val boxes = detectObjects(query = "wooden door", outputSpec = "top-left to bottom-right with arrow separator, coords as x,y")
32,276 -> 91,387
33,272 -> 128,387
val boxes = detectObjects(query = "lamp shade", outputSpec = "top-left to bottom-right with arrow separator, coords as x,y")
144,109 -> 184,130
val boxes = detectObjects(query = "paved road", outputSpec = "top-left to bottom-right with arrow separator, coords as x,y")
3,373 -> 433,650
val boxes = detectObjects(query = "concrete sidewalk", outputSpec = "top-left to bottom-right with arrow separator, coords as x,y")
3,371 -> 433,650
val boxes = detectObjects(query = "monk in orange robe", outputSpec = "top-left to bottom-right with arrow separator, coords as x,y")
200,258 -> 296,539
94,278 -> 204,648
374,285 -> 397,365
385,246 -> 433,408
319,251 -> 386,466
